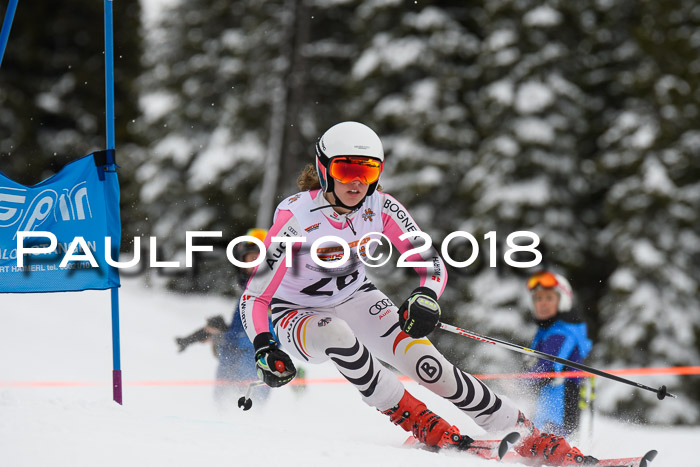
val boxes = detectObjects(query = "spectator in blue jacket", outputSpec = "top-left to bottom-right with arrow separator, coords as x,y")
176,229 -> 273,406
525,271 -> 593,436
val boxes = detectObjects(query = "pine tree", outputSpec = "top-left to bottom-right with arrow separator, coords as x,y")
590,0 -> 700,423
341,0 -> 596,371
138,0 -> 357,293
337,2 -> 488,319
0,0 -> 145,242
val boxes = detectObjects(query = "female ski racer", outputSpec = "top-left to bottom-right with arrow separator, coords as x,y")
239,121 -> 595,465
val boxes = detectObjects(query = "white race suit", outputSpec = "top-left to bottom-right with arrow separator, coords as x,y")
240,189 -> 520,433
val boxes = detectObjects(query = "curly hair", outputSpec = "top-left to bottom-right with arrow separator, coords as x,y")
297,164 -> 321,191
296,163 -> 383,192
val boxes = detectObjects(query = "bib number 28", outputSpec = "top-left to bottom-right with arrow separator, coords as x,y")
300,271 -> 360,296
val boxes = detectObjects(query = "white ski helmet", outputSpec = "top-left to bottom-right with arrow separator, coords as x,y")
315,121 -> 385,197
527,271 -> 574,313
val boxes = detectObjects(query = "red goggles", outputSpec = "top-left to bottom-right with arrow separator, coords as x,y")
527,272 -> 559,290
328,156 -> 383,185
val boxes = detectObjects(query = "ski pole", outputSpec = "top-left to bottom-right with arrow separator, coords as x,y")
237,380 -> 265,411
437,322 -> 676,400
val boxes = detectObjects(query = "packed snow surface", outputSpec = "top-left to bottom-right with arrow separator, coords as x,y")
1,278 -> 696,467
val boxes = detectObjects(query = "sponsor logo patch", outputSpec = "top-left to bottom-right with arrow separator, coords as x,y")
416,355 -> 442,384
369,298 -> 393,316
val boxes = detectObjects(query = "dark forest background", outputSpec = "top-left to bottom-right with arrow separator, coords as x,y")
1,0 -> 698,424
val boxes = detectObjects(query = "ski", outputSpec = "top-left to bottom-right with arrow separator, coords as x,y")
404,431 -> 521,461
406,432 -> 657,467
592,449 -> 658,467
500,449 -> 658,467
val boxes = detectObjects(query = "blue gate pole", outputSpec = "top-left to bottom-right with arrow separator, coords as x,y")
0,0 -> 19,68
104,0 -> 122,405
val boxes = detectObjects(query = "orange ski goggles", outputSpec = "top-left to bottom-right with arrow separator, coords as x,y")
328,156 -> 383,185
527,271 -> 559,290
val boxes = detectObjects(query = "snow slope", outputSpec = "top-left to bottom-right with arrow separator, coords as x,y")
1,278 -> 696,467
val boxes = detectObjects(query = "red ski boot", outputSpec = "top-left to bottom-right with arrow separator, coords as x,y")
514,412 -> 597,465
382,390 -> 470,449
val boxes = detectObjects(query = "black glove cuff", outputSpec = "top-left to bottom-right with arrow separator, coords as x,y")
411,286 -> 438,301
253,332 -> 277,355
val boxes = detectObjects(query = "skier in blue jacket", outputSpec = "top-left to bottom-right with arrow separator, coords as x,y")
526,271 -> 593,437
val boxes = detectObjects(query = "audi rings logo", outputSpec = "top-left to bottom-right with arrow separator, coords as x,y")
416,355 -> 442,384
369,298 -> 393,315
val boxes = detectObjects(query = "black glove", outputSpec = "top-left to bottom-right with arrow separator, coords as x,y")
253,332 -> 297,388
398,287 -> 441,338
206,315 -> 228,332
